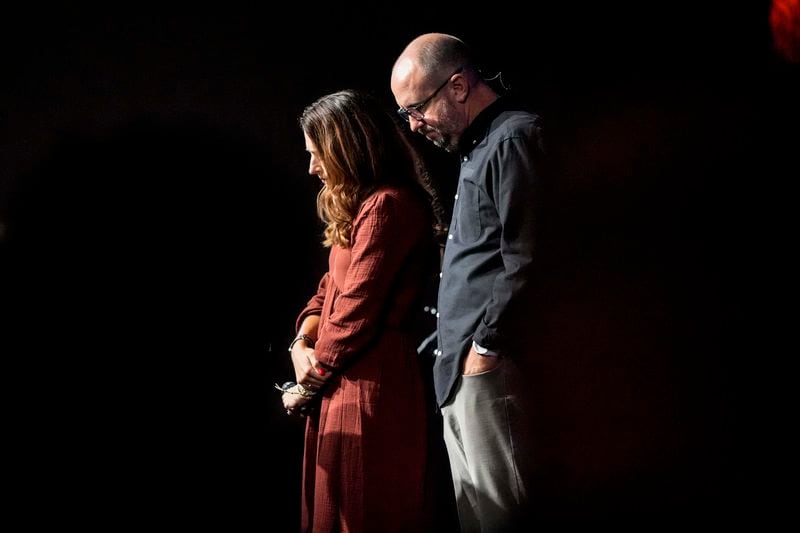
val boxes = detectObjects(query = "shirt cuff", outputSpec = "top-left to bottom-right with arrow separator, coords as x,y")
472,340 -> 499,357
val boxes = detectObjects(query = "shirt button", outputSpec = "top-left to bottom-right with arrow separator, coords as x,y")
462,156 -> 468,162
439,272 -> 442,278
454,194 -> 458,200
448,234 -> 453,240
472,139 -> 477,145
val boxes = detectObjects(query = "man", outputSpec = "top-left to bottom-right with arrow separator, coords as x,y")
391,33 -> 545,531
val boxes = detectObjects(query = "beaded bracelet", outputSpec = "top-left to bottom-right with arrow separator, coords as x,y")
274,381 -> 316,397
288,333 -> 315,352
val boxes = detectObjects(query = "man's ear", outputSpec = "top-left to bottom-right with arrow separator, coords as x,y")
451,73 -> 470,104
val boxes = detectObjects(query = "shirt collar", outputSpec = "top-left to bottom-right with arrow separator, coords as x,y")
457,94 -> 517,155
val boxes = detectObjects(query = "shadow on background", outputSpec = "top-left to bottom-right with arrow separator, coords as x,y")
4,120 -> 317,528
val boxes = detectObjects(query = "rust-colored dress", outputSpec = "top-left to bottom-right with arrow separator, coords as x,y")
295,185 -> 434,532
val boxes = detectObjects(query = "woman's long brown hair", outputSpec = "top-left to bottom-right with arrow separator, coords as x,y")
300,90 -> 445,248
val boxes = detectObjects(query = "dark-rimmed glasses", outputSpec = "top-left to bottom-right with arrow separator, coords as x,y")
397,67 -> 463,123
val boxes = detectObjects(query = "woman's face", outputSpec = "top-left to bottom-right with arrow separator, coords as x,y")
304,132 -> 328,184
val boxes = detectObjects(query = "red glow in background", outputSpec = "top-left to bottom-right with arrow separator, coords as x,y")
771,0 -> 800,63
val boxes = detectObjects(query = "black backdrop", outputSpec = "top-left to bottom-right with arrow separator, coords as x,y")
2,3 -> 797,529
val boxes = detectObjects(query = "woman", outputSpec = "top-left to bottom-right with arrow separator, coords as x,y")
282,90 -> 444,532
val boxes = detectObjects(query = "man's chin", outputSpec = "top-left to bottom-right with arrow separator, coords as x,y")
433,137 -> 457,153
424,133 -> 447,151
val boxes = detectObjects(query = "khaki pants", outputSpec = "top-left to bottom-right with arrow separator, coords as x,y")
440,358 -> 532,532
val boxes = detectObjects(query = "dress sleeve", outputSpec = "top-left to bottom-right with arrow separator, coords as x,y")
313,191 -> 426,368
295,272 -> 329,332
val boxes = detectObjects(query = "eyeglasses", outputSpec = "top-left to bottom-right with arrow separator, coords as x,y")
397,67 -> 463,123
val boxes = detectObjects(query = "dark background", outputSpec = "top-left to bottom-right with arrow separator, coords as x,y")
2,3 -> 797,529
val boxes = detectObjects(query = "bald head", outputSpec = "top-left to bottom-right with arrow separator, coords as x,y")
390,33 -> 498,151
391,33 -> 474,95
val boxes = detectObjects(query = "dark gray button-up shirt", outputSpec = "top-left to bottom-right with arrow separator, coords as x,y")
434,97 -> 544,406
